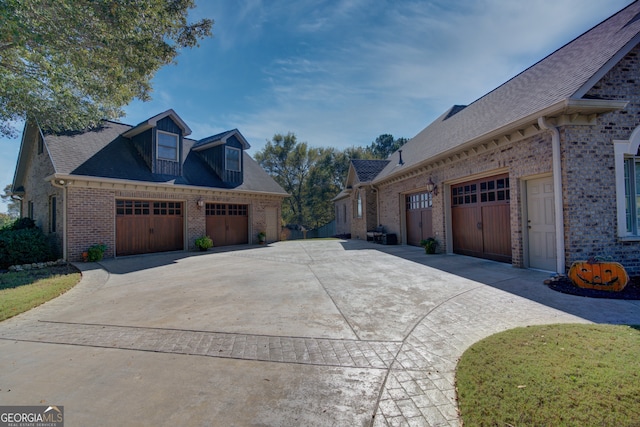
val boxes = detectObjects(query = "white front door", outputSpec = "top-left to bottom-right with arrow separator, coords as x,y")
527,177 -> 556,271
265,207 -> 279,243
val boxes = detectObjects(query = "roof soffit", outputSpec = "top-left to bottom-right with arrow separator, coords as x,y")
373,98 -> 628,186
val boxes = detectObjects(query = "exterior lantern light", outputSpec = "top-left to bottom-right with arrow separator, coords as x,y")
197,197 -> 204,209
426,177 -> 438,196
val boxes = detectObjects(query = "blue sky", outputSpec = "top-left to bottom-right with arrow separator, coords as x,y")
0,0 -> 633,213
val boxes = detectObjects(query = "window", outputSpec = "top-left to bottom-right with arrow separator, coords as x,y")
157,131 -> 179,161
406,192 -> 432,210
226,147 -> 241,172
624,157 -> 640,235
49,196 -> 56,233
116,200 -> 150,216
615,130 -> 640,238
28,201 -> 34,219
37,132 -> 44,154
355,191 -> 363,218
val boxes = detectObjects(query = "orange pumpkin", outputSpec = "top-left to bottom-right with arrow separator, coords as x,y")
568,261 -> 629,292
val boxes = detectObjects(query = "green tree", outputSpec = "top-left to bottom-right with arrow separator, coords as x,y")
255,133 -> 317,226
367,134 -> 408,159
1,184 -> 20,218
0,0 -> 213,137
0,213 -> 13,229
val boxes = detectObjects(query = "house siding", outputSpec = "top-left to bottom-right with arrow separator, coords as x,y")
561,45 -> 640,274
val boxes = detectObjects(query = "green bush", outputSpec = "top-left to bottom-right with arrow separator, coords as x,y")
0,227 -> 54,269
195,235 -> 213,251
86,243 -> 107,262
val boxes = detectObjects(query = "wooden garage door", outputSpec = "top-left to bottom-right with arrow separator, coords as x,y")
205,203 -> 248,246
451,174 -> 511,263
116,200 -> 184,256
406,191 -> 433,246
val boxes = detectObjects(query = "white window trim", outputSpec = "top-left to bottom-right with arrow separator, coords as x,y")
157,130 -> 179,161
225,146 -> 242,172
356,190 -> 363,219
614,125 -> 640,239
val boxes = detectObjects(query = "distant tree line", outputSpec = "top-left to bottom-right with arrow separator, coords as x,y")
255,133 -> 407,230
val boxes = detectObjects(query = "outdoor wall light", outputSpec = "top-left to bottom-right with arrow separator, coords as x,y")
196,197 -> 204,209
426,176 -> 438,196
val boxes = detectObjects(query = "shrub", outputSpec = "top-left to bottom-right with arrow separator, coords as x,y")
0,227 -> 54,269
86,243 -> 107,262
10,217 -> 36,230
195,235 -> 213,251
419,237 -> 439,254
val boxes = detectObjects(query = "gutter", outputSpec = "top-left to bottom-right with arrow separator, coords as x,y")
537,117 -> 566,273
44,173 -> 289,199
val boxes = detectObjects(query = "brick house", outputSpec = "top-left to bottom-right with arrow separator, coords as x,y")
11,110 -> 288,261
337,2 -> 640,275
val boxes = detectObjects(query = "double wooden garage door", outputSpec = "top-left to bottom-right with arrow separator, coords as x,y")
406,191 -> 433,246
205,203 -> 248,246
451,174 -> 512,263
116,200 -> 184,256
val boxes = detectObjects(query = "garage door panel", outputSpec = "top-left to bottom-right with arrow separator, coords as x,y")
226,215 -> 248,245
421,210 -> 433,240
451,174 -> 511,263
205,203 -> 248,247
406,191 -> 433,247
206,216 -> 227,246
116,216 -> 151,256
452,206 -> 482,256
116,200 -> 184,256
481,204 -> 511,262
406,210 -> 422,246
151,216 -> 184,252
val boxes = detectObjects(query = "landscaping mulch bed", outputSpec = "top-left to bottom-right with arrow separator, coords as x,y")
546,275 -> 640,300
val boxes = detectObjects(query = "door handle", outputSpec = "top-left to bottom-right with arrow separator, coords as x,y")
477,222 -> 482,230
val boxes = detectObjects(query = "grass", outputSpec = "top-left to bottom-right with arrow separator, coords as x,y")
456,324 -> 640,426
0,265 -> 81,322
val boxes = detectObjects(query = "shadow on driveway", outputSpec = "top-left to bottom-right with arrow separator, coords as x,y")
340,239 -> 640,325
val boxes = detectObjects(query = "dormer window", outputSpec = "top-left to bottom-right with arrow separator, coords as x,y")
226,146 -> 241,172
157,131 -> 179,161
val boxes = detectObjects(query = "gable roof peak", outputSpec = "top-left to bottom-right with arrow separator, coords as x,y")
192,128 -> 251,151
122,109 -> 192,138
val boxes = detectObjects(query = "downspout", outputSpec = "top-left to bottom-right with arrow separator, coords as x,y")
370,184 -> 380,227
50,179 -> 68,261
537,117 -> 566,273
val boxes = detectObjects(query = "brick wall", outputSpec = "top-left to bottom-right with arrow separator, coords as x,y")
19,124 -> 64,256
560,45 -> 640,274
63,186 -> 284,261
66,187 -> 116,261
376,131 -> 553,266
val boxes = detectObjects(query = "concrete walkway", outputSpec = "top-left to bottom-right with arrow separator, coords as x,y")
1,240 -> 638,426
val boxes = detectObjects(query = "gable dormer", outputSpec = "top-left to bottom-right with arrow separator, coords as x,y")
122,110 -> 192,176
192,129 -> 250,187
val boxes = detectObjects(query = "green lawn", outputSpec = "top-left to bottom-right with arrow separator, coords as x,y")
0,266 -> 81,321
456,324 -> 640,426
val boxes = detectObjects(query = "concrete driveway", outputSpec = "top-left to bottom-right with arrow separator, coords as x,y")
1,240 -> 639,426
